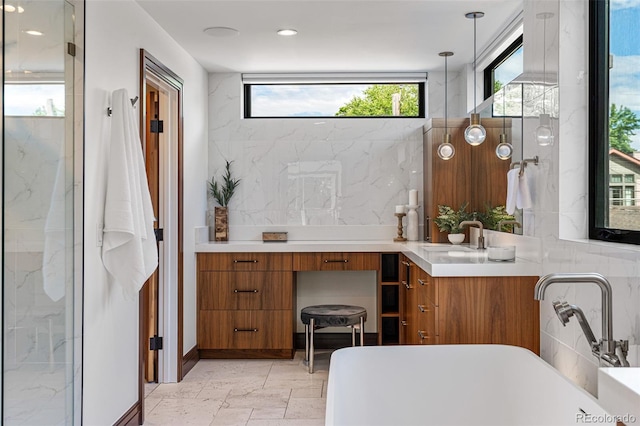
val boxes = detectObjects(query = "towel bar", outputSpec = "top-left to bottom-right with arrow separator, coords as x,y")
510,156 -> 539,177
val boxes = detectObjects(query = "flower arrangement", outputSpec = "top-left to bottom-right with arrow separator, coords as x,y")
208,160 -> 241,207
433,202 -> 472,234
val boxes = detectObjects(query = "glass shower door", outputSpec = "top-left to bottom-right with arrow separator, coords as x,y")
3,1 -> 78,424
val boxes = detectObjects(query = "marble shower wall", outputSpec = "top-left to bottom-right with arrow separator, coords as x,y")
208,73 -> 425,237
3,116 -> 72,424
518,0 -> 640,395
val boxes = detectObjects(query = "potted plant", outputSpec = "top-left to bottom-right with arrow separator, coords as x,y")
476,204 -> 516,232
433,203 -> 472,244
207,160 -> 240,241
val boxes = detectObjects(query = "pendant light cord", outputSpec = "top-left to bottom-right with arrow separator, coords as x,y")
542,16 -> 546,114
473,15 -> 477,114
445,54 -> 448,133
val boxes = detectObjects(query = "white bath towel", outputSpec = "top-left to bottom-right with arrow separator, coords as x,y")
517,167 -> 533,210
42,143 -> 69,302
506,168 -> 519,215
102,88 -> 158,298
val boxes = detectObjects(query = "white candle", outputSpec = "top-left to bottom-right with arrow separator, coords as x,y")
409,189 -> 418,206
395,205 -> 405,214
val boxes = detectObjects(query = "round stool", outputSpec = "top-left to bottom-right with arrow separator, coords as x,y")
300,304 -> 367,373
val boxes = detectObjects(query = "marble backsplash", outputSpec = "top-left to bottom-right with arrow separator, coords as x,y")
208,73 -> 425,238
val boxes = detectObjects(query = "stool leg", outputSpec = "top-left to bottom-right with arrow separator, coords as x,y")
360,316 -> 365,346
309,318 -> 315,374
352,326 -> 356,347
304,323 -> 309,363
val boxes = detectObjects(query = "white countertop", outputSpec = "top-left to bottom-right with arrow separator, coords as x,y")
195,240 -> 541,277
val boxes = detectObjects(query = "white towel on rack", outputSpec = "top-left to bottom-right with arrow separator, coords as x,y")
517,167 -> 534,210
506,167 -> 519,215
102,88 -> 158,298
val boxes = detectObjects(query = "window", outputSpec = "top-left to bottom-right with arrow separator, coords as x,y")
242,74 -> 426,118
590,0 -> 640,243
4,83 -> 65,116
483,35 -> 524,99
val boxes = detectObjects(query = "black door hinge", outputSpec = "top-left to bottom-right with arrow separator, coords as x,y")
67,42 -> 76,57
154,228 -> 164,242
150,120 -> 164,134
150,335 -> 163,351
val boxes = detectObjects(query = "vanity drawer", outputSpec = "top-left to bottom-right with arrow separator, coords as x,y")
199,271 -> 293,310
293,252 -> 379,271
198,310 -> 293,350
198,253 -> 293,271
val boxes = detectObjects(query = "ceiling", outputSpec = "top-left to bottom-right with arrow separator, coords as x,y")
135,0 -> 524,73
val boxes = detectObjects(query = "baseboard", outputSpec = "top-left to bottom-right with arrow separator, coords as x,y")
113,401 -> 141,426
182,345 -> 199,379
294,332 -> 378,349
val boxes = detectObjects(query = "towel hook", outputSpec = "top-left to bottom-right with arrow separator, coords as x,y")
106,96 -> 139,117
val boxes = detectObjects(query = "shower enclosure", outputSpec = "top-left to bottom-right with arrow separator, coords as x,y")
2,0 -> 83,424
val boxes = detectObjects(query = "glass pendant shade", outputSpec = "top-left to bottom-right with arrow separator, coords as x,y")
535,113 -> 554,146
464,113 -> 486,146
495,134 -> 513,160
437,133 -> 455,160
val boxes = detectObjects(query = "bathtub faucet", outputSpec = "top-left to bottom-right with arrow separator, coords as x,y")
534,273 -> 629,367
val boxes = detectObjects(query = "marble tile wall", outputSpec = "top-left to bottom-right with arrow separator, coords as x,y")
3,116 -> 74,424
208,73 -> 426,239
513,0 -> 640,396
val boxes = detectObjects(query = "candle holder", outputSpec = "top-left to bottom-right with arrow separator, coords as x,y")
394,213 -> 407,242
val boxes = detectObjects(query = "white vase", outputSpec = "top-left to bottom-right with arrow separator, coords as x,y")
406,205 -> 419,241
447,233 -> 465,245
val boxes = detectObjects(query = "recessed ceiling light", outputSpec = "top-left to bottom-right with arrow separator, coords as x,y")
203,26 -> 239,38
2,4 -> 16,12
277,29 -> 298,36
17,6 -> 24,13
24,30 -> 44,36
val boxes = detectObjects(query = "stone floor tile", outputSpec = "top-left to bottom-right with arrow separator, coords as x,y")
210,407 -> 253,426
284,397 -> 326,419
249,407 -> 286,420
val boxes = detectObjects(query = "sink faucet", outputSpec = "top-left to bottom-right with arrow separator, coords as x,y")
534,273 -> 629,367
497,220 -> 521,233
459,220 -> 484,249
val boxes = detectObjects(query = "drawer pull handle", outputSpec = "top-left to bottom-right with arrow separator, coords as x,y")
234,260 -> 258,263
234,328 -> 258,332
417,279 -> 427,286
418,304 -> 427,313
324,259 -> 349,263
401,320 -> 408,326
401,261 -> 411,267
233,289 -> 259,293
418,330 -> 429,340
402,280 -> 412,289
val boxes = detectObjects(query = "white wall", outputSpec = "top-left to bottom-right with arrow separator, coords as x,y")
84,0 -> 208,423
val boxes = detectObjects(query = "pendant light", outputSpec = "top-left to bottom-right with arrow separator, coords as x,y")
437,51 -> 455,160
534,12 -> 555,146
464,11 -> 486,146
495,87 -> 513,160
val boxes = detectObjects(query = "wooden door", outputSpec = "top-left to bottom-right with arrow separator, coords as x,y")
141,82 -> 161,383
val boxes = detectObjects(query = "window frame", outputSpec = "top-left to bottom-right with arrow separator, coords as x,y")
588,0 -> 640,244
243,82 -> 426,119
483,35 -> 524,100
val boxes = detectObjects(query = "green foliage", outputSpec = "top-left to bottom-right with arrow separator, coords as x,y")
476,205 -> 515,232
33,101 -> 64,116
433,203 -> 472,234
208,160 -> 241,207
494,80 -> 503,95
335,84 -> 419,117
609,104 -> 640,155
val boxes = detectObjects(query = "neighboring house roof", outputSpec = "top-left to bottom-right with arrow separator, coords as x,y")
609,148 -> 640,173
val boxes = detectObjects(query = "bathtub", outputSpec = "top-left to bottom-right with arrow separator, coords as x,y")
326,345 -> 614,426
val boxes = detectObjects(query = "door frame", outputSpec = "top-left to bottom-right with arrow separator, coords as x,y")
138,49 -> 184,424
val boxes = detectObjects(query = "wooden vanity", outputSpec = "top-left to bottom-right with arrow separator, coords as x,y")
196,245 -> 540,359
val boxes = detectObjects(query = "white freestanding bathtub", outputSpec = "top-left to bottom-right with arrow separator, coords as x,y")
326,345 -> 614,426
